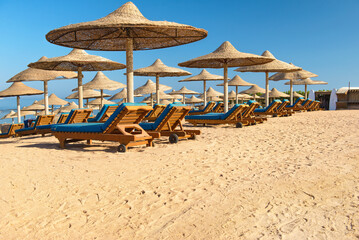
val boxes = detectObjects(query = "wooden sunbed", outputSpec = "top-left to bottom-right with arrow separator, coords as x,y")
52,103 -> 155,152
274,100 -> 292,117
0,123 -> 24,138
87,104 -> 119,123
188,101 -> 216,115
143,104 -> 166,122
285,97 -> 305,112
36,109 -> 93,135
185,104 -> 250,128
15,115 -> 55,137
254,100 -> 282,117
140,104 -> 200,143
211,102 -> 224,113
57,113 -> 70,124
243,101 -> 266,124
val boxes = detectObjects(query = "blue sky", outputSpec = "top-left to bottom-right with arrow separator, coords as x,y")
0,0 -> 358,111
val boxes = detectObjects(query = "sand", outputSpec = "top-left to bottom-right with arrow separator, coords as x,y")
0,110 -> 358,239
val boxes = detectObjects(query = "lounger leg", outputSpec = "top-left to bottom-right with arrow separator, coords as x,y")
87,139 -> 92,145
59,138 -> 66,149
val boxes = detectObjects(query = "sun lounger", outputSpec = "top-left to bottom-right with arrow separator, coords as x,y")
140,103 -> 200,143
0,123 -> 24,138
57,112 -> 70,124
285,97 -> 305,112
305,100 -> 316,111
15,115 -> 55,137
144,104 -> 166,122
87,104 -> 119,122
188,101 -> 216,115
274,99 -> 292,116
36,109 -> 93,135
254,100 -> 281,117
244,100 -> 266,123
211,102 -> 224,113
52,103 -> 154,152
185,104 -> 250,128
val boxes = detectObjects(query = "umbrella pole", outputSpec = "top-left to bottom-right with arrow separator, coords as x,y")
44,81 -> 49,115
183,94 -> 185,104
126,38 -> 134,103
290,79 -> 294,105
203,81 -> 207,106
12,118 -> 14,124
223,62 -> 228,113
100,89 -> 104,109
150,93 -> 153,107
236,86 -> 239,104
305,84 -> 308,99
52,105 -> 54,113
16,96 -> 21,123
265,72 -> 269,107
78,67 -> 84,108
156,75 -> 160,104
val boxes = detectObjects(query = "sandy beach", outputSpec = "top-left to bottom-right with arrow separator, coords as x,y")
0,110 -> 358,239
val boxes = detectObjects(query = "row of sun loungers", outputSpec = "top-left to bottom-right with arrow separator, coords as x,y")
1,98 -> 323,152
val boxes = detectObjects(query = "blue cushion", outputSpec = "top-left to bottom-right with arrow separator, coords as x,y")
15,126 -> 35,133
52,123 -> 104,133
186,104 -> 242,120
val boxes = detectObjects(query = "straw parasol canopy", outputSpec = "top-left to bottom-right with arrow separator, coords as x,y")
185,95 -> 203,104
240,84 -> 265,100
23,100 -> 45,111
167,89 -> 184,101
293,91 -> 304,98
269,64 -> 318,104
45,2 -> 207,103
88,98 -> 116,106
0,82 -> 43,123
66,89 -> 111,99
38,93 -> 68,106
217,75 -> 255,104
235,50 -> 302,106
133,59 -> 191,103
29,49 -> 126,109
1,110 -> 17,123
169,86 -> 199,104
285,78 -> 328,99
109,88 -> 142,101
75,71 -> 126,108
7,56 -> 77,115
179,69 -> 224,106
179,41 -> 274,112
260,88 -> 289,98
228,90 -> 238,99
134,79 -> 171,106
159,99 -> 172,105
55,102 -> 79,113
201,87 -> 223,102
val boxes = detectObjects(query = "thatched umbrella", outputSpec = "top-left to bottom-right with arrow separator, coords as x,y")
37,93 -> 68,113
285,78 -> 328,99
240,84 -> 265,100
109,88 -> 142,102
134,79 -> 171,106
23,100 -> 45,111
185,95 -> 203,104
235,50 -> 301,106
56,102 -> 79,113
75,71 -> 126,108
66,89 -> 111,106
169,86 -> 199,104
7,56 -> 77,115
29,49 -> 126,109
45,2 -> 207,103
269,65 -> 318,104
178,69 -> 224,106
260,88 -> 289,101
293,91 -> 304,98
159,99 -> 172,105
178,41 -> 274,112
88,98 -> 116,106
167,89 -> 184,102
0,82 -> 43,123
8,110 -> 37,121
1,110 -> 16,124
217,75 -> 254,104
204,87 -> 223,102
133,59 -> 191,103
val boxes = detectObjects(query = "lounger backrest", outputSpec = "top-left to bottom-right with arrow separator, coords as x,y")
102,103 -> 152,134
65,109 -> 93,124
243,101 -> 259,118
277,100 -> 290,112
222,104 -> 247,120
265,100 -> 281,112
293,97 -> 304,107
152,104 -> 190,131
57,113 -> 69,124
32,115 -> 54,127
203,101 -> 216,113
307,100 -> 316,109
3,123 -> 23,136
212,102 -> 224,113
145,104 -> 166,120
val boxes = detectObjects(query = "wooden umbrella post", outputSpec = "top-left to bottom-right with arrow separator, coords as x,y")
126,38 -> 134,103
265,72 -> 269,107
44,81 -> 49,115
78,67 -> 83,108
183,94 -> 186,104
17,96 -> 21,123
100,89 -> 104,108
305,84 -> 308,99
203,80 -> 207,106
290,79 -> 294,104
223,62 -> 228,113
155,74 -> 160,104
150,93 -> 153,107
236,85 -> 239,104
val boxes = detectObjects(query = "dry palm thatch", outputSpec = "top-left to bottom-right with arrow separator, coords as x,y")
293,92 -> 304,98
178,41 -> 274,112
179,69 -> 224,106
45,2 -> 207,103
217,75 -> 255,104
88,98 -> 116,105
109,88 -> 142,101
185,95 -> 203,104
285,78 -> 327,98
240,84 -> 265,100
0,82 -> 43,123
23,101 -> 45,111
37,93 -> 68,106
56,102 -> 79,113
66,89 -> 111,100
206,87 -> 223,100
170,86 -> 199,104
29,49 -> 126,109
134,79 -> 171,95
260,88 -> 289,98
235,50 -> 302,106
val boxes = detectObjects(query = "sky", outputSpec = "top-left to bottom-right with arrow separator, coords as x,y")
0,0 -> 358,113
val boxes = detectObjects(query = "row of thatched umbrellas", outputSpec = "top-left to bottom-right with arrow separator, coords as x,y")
0,1 -> 327,123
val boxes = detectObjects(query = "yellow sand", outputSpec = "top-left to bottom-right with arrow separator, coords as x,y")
0,110 -> 358,239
